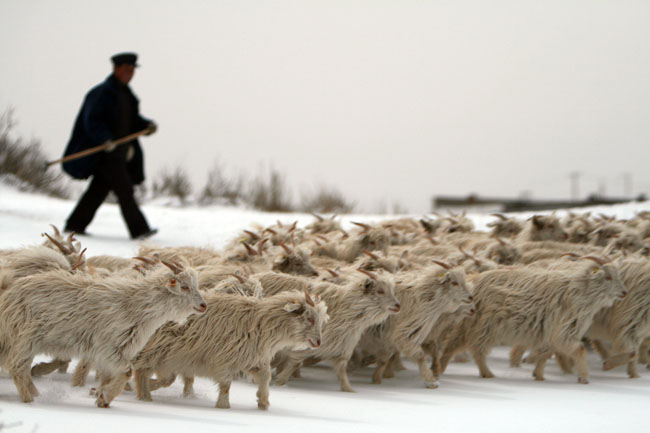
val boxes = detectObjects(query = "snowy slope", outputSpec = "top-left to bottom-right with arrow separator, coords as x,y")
1,184 -> 649,433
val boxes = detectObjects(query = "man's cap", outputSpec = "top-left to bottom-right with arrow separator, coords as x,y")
111,52 -> 139,67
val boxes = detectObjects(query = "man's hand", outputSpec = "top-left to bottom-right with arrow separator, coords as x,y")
103,140 -> 117,152
146,122 -> 157,136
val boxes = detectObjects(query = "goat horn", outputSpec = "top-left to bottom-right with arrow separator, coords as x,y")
316,235 -> 329,242
67,232 -> 76,244
356,268 -> 378,280
427,236 -> 438,245
228,273 -> 246,284
49,224 -> 61,237
311,213 -> 324,221
560,252 -> 580,259
491,213 -> 507,221
257,238 -> 269,255
242,241 -> 258,256
289,221 -> 298,232
71,248 -> 88,271
313,239 -> 322,247
432,260 -> 451,270
161,260 -> 182,275
351,221 -> 370,232
133,256 -> 157,265
278,241 -> 292,255
264,228 -> 277,235
243,230 -> 260,241
362,249 -> 380,260
325,268 -> 339,277
496,237 -> 506,246
303,285 -> 315,307
42,232 -> 71,255
580,255 -> 607,266
276,220 -> 283,228
290,233 -> 296,248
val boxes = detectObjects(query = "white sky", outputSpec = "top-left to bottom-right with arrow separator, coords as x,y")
1,0 -> 650,213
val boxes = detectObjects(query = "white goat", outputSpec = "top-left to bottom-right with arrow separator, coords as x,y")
133,288 -> 328,410
0,261 -> 206,407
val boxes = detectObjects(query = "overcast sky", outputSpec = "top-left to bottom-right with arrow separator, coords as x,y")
1,0 -> 649,213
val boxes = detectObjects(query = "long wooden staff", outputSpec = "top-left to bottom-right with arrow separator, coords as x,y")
44,128 -> 151,169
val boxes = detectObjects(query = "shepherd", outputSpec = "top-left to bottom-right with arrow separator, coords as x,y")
62,52 -> 158,240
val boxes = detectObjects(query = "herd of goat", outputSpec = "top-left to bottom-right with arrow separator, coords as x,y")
1,209 -> 650,410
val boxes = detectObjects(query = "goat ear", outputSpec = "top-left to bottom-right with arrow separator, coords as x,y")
284,302 -> 304,314
360,278 -> 373,293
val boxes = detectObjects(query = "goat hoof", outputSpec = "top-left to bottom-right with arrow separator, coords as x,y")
426,381 -> 439,389
577,377 -> 589,384
257,401 -> 269,410
95,395 -> 110,408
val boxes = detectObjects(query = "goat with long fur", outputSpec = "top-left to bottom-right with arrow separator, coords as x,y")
516,214 -> 568,242
0,261 -> 207,407
137,245 -> 221,267
306,213 -> 342,234
335,222 -> 391,263
133,288 -> 328,410
271,242 -> 318,276
486,213 -> 524,238
264,270 -> 401,392
354,249 -> 410,274
358,262 -> 474,388
0,245 -> 75,290
438,256 -> 627,384
585,257 -> 650,378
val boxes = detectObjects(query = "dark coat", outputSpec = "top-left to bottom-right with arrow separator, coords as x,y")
62,74 -> 151,184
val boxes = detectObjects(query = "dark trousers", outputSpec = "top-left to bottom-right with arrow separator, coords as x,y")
65,157 -> 150,239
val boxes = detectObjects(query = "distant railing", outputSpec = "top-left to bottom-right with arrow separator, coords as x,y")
432,193 -> 647,213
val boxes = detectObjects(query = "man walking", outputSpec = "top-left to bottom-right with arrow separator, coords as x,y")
62,52 -> 157,240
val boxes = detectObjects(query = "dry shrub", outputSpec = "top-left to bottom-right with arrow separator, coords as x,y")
151,166 -> 193,204
246,166 -> 294,212
0,109 -> 70,198
299,185 -> 355,214
199,160 -> 244,206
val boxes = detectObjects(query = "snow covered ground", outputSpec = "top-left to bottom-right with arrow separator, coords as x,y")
1,184 -> 649,433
